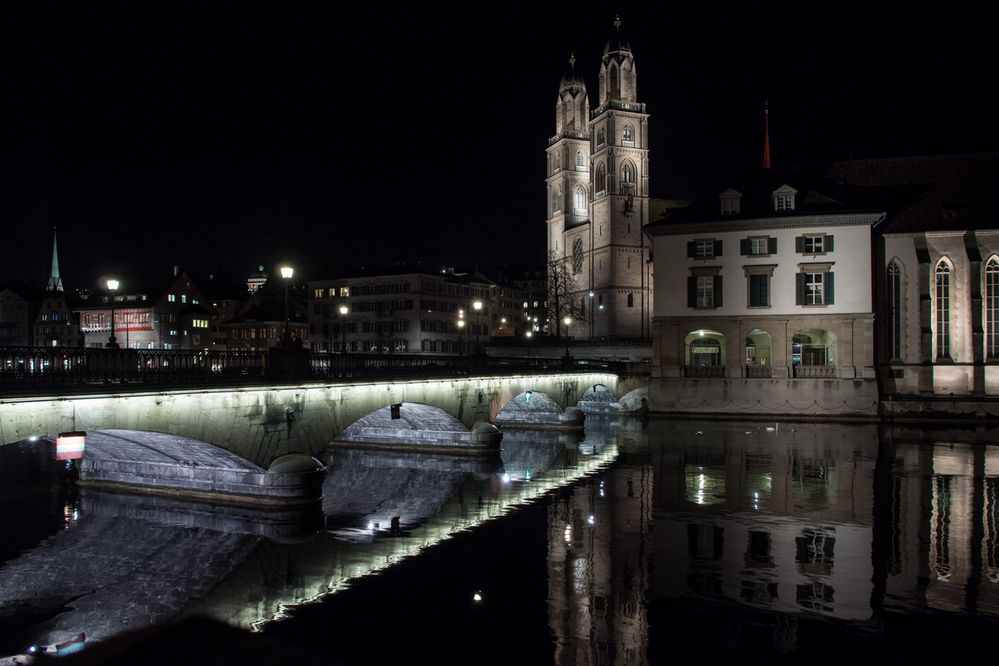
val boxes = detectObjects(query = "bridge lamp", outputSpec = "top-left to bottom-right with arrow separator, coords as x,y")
280,266 -> 294,345
456,318 -> 466,356
105,278 -> 120,349
525,330 -> 533,339
472,300 -> 483,351
338,304 -> 349,353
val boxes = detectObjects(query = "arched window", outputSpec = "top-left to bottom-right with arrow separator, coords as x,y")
595,163 -> 606,194
888,260 -> 903,360
623,124 -> 634,145
552,186 -> 561,213
597,127 -> 605,146
627,293 -> 634,308
574,186 -> 587,214
935,260 -> 952,361
575,151 -> 584,169
572,237 -> 584,275
580,296 -> 586,317
608,64 -> 619,98
986,257 -> 999,358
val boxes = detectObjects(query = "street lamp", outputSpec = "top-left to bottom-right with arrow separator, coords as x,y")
456,318 -> 466,356
472,300 -> 483,353
105,279 -> 120,348
563,315 -> 572,339
338,304 -> 349,353
279,265 -> 294,345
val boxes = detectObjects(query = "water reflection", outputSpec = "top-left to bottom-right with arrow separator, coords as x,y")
4,419 -> 999,663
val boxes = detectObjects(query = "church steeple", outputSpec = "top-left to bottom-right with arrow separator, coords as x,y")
599,15 -> 637,104
555,52 -> 590,136
46,228 -> 64,292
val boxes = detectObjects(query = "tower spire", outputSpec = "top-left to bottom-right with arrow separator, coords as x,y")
613,14 -> 622,30
46,227 -> 63,292
763,100 -> 772,170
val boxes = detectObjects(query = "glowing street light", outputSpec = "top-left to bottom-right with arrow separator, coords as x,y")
338,304 -> 349,353
280,265 -> 294,345
472,300 -> 483,352
105,278 -> 120,348
456,318 -> 466,356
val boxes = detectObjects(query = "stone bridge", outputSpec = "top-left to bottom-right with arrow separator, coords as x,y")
0,372 -> 637,467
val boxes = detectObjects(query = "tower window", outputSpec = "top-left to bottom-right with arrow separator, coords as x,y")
575,151 -> 585,170
574,187 -> 587,214
595,163 -> 606,194
572,237 -> 584,275
935,260 -> 952,360
888,261 -> 903,360
597,128 -> 605,146
623,124 -> 634,146
987,258 -> 999,358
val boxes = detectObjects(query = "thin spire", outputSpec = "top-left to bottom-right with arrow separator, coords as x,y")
613,15 -> 622,30
46,227 -> 63,292
762,100 -> 772,170
569,51 -> 575,69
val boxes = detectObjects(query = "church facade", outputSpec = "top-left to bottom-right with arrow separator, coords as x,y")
545,18 -> 653,340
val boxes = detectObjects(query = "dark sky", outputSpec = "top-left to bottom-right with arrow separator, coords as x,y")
3,2 -> 997,291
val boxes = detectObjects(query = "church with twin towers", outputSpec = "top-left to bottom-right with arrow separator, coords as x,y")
546,16 -> 656,340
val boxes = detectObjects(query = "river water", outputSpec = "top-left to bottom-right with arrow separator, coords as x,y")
2,417 -> 999,664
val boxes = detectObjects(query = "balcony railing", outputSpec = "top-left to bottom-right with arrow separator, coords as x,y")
685,365 -> 725,378
792,365 -> 838,379
745,365 -> 772,378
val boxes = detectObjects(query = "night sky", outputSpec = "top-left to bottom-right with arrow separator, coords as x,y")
3,3 -> 996,291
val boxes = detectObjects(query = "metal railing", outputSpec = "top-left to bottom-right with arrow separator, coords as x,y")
0,346 -> 267,390
745,365 -> 772,378
792,365 -> 838,379
0,346 -> 624,396
684,365 -> 725,378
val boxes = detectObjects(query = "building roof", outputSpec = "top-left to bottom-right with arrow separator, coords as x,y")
825,152 -> 999,234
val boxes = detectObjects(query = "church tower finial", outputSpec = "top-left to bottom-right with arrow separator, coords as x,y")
569,51 -> 575,69
46,227 -> 64,292
613,14 -> 622,30
763,100 -> 772,170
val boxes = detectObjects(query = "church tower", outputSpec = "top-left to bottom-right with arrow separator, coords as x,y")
46,228 -> 64,292
546,53 -> 591,274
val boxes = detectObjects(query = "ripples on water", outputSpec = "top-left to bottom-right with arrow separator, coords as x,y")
2,418 -> 999,663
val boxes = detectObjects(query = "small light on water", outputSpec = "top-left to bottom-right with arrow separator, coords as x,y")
28,436 -> 38,442
367,522 -> 374,530
502,473 -> 510,483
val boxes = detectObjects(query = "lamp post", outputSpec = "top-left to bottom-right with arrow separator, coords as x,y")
563,315 -> 572,340
338,304 -> 349,353
456,318 -> 466,356
280,265 -> 294,345
472,300 -> 483,353
588,291 -> 595,340
105,279 -> 120,348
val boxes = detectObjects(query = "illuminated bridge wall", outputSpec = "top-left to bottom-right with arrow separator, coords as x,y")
0,373 -> 622,467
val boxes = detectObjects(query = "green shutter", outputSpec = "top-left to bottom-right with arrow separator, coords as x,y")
796,273 -> 805,305
687,276 -> 696,307
713,275 -> 723,307
687,241 -> 696,257
740,238 -> 751,255
825,272 -> 835,304
825,235 -> 835,252
768,237 -> 778,254
795,236 -> 805,253
714,240 -> 723,257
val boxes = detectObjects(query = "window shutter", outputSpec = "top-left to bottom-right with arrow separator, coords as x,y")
795,236 -> 805,253
713,275 -> 723,308
825,272 -> 835,304
768,237 -> 778,254
796,273 -> 805,305
825,235 -> 835,252
687,241 -> 696,258
687,276 -> 696,307
714,240 -> 723,257
740,239 -> 751,255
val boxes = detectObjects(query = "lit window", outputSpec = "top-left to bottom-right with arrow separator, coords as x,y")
181,294 -> 187,303
169,329 -> 178,336
574,187 -> 587,214
935,260 -> 951,360
575,151 -> 584,169
622,124 -> 634,145
168,294 -> 176,302
805,273 -> 824,305
340,287 -> 350,297
775,194 -> 794,211
750,238 -> 769,255
696,276 -> 714,308
987,258 -> 999,359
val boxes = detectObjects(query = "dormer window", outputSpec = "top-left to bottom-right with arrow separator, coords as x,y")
772,185 -> 797,212
719,189 -> 742,216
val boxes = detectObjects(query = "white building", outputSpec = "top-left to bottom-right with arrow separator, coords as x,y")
645,165 -> 883,416
545,18 -> 655,340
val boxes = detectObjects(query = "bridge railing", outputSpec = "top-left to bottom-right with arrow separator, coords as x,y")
0,346 -> 267,390
0,346 -> 628,396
